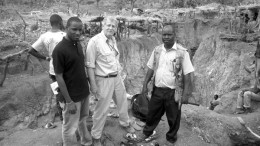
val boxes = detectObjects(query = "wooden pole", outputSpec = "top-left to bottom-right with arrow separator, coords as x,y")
15,10 -> 28,41
157,21 -> 159,32
0,58 -> 10,87
24,54 -> 30,71
128,21 -> 130,38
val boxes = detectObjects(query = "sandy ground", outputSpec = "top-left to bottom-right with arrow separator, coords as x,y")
0,115 -> 217,146
1,73 -> 260,146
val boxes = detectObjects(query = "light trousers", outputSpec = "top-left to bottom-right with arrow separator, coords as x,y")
61,97 -> 92,146
237,91 -> 260,108
91,75 -> 130,139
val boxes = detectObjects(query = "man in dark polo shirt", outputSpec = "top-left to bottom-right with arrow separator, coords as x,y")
52,17 -> 91,146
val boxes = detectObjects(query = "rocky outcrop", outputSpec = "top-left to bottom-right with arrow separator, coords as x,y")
192,34 -> 256,106
118,33 -> 162,94
182,104 -> 260,146
0,74 -> 52,129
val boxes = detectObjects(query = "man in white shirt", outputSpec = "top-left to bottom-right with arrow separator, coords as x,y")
28,14 -> 66,127
138,24 -> 194,145
86,16 -> 134,146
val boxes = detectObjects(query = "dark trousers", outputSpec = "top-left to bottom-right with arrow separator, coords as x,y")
143,86 -> 181,143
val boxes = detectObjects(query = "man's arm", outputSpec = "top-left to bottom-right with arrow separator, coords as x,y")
142,49 -> 156,94
55,73 -> 72,103
30,34 -> 50,61
181,50 -> 195,104
28,47 -> 50,61
242,81 -> 260,94
182,73 -> 192,104
87,67 -> 98,97
141,68 -> 154,94
56,73 -> 77,114
52,46 -> 76,114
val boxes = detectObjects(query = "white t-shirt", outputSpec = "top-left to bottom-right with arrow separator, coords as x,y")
32,31 -> 66,75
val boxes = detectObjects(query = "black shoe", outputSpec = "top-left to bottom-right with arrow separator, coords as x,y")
235,108 -> 245,114
164,140 -> 176,146
245,107 -> 253,113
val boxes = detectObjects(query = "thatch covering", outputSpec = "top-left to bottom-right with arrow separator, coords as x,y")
238,4 -> 260,11
88,16 -> 104,22
116,15 -> 162,23
196,3 -> 221,12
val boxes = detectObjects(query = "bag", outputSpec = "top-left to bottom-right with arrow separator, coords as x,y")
131,94 -> 149,122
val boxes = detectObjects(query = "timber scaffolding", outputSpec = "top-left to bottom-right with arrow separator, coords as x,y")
80,15 -> 162,41
78,3 -> 260,42
219,4 -> 260,42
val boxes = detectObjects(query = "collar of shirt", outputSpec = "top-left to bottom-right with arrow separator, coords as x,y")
100,31 -> 115,44
162,42 -> 177,52
63,37 -> 78,46
162,42 -> 187,52
100,31 -> 119,54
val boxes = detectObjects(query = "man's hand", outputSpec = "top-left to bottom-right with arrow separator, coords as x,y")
181,93 -> 189,104
46,57 -> 51,61
90,84 -> 99,100
65,102 -> 77,114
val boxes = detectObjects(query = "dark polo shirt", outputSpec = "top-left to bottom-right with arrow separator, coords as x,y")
52,37 -> 89,102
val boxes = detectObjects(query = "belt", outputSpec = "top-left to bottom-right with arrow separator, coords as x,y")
96,74 -> 117,78
155,86 -> 174,90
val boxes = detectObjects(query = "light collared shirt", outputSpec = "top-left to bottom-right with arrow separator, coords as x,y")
32,31 -> 66,75
147,43 -> 194,89
86,31 -> 121,76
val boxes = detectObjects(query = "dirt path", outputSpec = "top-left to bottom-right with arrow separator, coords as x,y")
0,115 -> 216,146
0,73 -> 217,146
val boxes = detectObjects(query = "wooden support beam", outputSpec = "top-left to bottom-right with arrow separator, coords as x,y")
0,59 -> 10,87
0,49 -> 29,62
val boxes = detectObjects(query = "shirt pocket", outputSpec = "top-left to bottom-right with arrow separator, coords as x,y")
99,51 -> 114,63
168,59 -> 175,72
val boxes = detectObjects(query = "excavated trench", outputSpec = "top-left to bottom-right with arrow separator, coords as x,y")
1,17 -> 260,145
114,18 -> 260,145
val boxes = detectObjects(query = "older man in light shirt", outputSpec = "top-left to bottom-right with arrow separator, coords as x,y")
86,16 -> 134,146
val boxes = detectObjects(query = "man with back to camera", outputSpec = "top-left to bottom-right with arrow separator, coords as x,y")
138,24 -> 194,145
28,14 -> 65,127
52,17 -> 92,146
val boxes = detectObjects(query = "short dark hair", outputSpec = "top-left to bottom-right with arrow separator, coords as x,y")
163,24 -> 176,36
66,17 -> 82,28
214,94 -> 219,100
50,14 -> 63,26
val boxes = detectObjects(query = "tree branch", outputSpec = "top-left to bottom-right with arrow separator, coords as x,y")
0,59 -> 10,87
15,10 -> 28,41
0,49 -> 29,61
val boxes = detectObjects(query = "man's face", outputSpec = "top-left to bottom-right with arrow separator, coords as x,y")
66,21 -> 83,41
103,19 -> 117,38
162,26 -> 175,46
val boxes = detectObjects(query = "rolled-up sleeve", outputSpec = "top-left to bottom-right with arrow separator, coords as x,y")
86,39 -> 97,68
147,50 -> 155,70
182,51 -> 194,75
32,34 -> 44,51
52,48 -> 64,74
